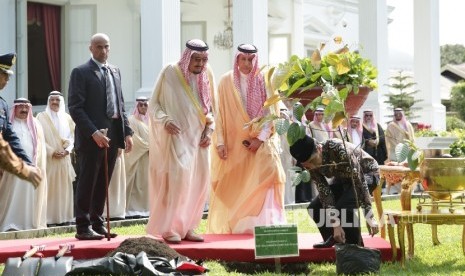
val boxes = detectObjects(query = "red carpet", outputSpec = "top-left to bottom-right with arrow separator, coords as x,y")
0,234 -> 397,263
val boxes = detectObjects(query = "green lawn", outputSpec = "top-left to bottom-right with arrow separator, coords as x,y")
2,199 -> 465,275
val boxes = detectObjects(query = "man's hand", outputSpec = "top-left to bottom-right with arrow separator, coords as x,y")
125,135 -> 133,153
25,165 -> 42,189
367,219 -> 379,237
92,129 -> 110,148
165,121 -> 181,135
199,128 -> 212,148
52,150 -> 69,159
244,138 -> 263,153
216,145 -> 228,159
333,226 -> 346,243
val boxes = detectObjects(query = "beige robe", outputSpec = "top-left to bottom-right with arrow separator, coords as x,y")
208,71 -> 286,234
385,121 -> 415,162
0,118 -> 47,231
308,121 -> 330,142
125,115 -> 150,217
146,64 -> 215,238
36,111 -> 76,224
103,151 -> 126,219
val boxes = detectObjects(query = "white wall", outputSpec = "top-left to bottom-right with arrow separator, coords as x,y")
182,0 -> 233,80
64,0 -> 141,106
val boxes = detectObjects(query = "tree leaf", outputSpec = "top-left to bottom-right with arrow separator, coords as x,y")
287,123 -> 306,146
395,142 -> 410,162
263,94 -> 283,108
292,173 -> 302,187
301,170 -> 311,182
293,102 -> 304,121
275,118 -> 290,135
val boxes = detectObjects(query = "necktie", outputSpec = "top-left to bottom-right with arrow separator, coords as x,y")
102,66 -> 115,118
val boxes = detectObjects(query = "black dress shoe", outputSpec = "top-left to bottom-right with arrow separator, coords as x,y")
313,236 -> 335,248
75,229 -> 105,240
93,226 -> 118,238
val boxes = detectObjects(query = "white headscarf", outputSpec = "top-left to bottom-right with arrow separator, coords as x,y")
45,91 -> 71,140
9,98 -> 38,164
312,108 -> 333,138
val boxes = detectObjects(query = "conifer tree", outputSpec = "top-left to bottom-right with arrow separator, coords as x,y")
384,70 -> 423,120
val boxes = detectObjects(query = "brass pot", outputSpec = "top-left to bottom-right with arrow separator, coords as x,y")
420,157 -> 465,200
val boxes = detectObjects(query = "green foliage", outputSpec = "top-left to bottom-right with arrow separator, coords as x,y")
446,116 -> 465,131
289,166 -> 311,187
440,44 -> 465,67
449,129 -> 465,157
450,81 -> 465,121
384,70 -> 423,120
272,51 -> 378,98
395,139 -> 424,171
5,200 -> 465,275
414,129 -> 438,137
286,122 -> 306,146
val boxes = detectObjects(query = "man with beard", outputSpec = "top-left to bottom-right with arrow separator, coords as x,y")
0,98 -> 47,231
361,110 -> 387,166
346,115 -> 364,148
384,108 -> 415,194
36,91 -> 76,226
146,39 -> 215,243
385,108 -> 415,162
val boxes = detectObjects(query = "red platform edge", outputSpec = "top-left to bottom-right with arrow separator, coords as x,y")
0,233 -> 398,263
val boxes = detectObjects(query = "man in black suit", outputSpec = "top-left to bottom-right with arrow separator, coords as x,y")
69,33 -> 133,240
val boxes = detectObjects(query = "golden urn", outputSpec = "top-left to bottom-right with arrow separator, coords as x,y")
420,157 -> 465,200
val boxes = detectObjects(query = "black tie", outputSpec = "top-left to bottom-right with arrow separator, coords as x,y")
102,66 -> 115,118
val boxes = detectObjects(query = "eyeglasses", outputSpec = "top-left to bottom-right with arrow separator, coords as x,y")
138,103 -> 148,107
364,114 -> 373,117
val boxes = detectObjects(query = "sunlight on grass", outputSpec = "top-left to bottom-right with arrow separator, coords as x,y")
2,199 -> 465,275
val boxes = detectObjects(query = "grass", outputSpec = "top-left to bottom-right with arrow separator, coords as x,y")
2,199 -> 465,275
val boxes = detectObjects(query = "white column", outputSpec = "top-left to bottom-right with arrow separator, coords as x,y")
233,0 -> 268,64
0,0 -> 18,104
292,0 -> 305,57
137,0 -> 180,98
358,0 -> 389,125
413,0 -> 445,131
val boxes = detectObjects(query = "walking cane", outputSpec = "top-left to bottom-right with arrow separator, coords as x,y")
102,129 -> 112,241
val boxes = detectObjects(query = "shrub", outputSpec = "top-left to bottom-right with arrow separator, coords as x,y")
446,116 -> 465,131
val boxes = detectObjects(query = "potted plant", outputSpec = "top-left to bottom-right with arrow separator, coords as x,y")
265,37 -> 378,146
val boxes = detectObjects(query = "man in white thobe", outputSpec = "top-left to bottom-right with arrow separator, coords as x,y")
0,98 -> 47,231
346,115 -> 364,149
36,91 -> 76,226
125,96 -> 150,218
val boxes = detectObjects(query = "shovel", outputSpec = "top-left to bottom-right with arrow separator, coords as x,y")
2,244 -> 45,276
37,243 -> 74,276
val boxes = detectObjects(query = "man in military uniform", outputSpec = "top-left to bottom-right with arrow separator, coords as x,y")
0,53 -> 42,187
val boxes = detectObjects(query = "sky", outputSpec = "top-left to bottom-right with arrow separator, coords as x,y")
388,0 -> 465,52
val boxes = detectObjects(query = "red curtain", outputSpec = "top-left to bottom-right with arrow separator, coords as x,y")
27,3 -> 61,91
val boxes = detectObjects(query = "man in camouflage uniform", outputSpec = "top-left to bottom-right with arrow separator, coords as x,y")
0,53 -> 42,187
